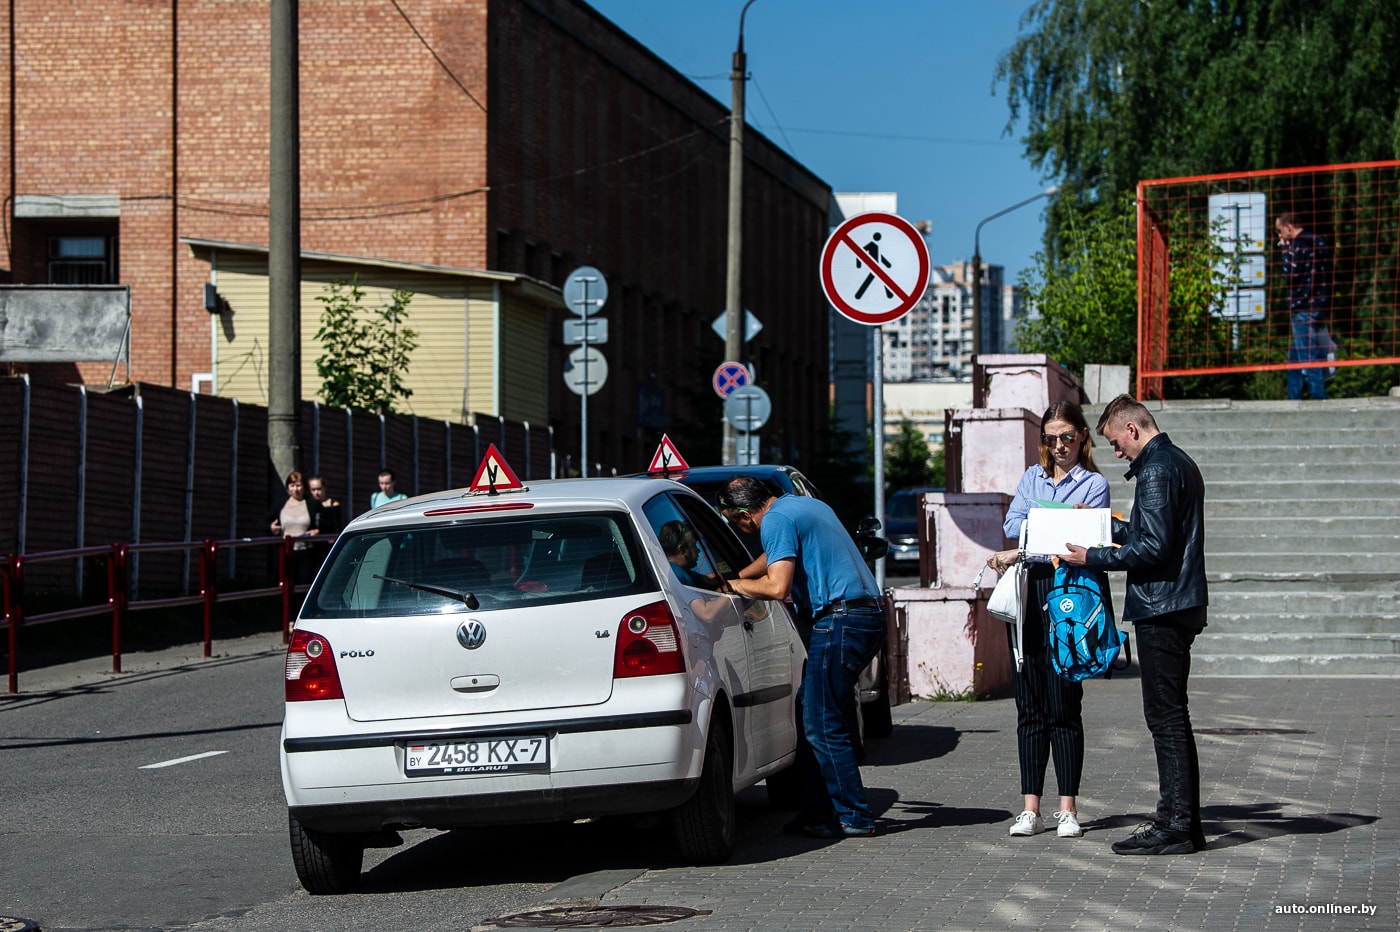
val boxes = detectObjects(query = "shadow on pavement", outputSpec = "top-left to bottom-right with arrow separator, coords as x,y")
862,724 -> 999,767
1088,802 -> 1377,850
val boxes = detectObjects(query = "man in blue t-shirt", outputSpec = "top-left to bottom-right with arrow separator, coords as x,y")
720,476 -> 885,838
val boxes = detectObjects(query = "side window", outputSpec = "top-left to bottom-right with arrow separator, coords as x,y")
676,495 -> 752,582
641,494 -> 723,592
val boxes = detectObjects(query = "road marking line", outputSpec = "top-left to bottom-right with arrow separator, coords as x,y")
140,750 -> 228,770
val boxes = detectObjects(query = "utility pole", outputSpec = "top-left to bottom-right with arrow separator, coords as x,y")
268,0 -> 302,482
723,0 -> 759,466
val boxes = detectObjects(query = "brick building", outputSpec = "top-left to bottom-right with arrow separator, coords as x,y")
1,0 -> 832,475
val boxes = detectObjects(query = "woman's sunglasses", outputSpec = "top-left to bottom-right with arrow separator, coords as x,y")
1041,431 -> 1082,446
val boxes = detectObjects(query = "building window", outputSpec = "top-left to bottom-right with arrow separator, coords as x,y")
49,236 -> 114,284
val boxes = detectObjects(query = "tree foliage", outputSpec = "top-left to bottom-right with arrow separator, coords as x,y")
315,277 -> 419,414
997,0 -> 1400,257
884,418 -> 938,495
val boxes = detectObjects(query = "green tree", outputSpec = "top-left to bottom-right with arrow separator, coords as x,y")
997,0 -> 1400,258
884,418 -> 936,495
315,277 -> 419,414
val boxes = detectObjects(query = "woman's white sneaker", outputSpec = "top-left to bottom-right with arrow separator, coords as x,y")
1009,810 -> 1044,836
1055,810 -> 1083,837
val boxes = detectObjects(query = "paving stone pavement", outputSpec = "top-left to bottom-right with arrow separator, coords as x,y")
589,673 -> 1397,931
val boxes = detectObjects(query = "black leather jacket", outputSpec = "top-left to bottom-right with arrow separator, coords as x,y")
1085,433 -> 1208,624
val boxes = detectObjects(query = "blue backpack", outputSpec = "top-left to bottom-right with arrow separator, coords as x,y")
1043,565 -> 1122,682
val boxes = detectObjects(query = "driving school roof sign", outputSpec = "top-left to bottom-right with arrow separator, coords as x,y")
820,212 -> 931,325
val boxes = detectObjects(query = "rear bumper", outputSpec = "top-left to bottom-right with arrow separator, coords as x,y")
290,777 -> 698,832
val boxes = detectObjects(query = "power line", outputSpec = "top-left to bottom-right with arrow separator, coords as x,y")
387,0 -> 487,114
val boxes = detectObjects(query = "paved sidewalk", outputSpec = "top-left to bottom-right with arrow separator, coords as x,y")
11,637 -> 1395,930
583,673 -> 1397,931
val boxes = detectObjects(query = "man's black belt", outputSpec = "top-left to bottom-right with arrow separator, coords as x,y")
813,597 -> 883,620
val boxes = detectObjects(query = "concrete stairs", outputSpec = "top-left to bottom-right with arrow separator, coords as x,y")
1084,397 -> 1400,676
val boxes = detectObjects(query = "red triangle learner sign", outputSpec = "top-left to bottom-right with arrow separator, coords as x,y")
469,444 -> 526,494
647,435 -> 690,475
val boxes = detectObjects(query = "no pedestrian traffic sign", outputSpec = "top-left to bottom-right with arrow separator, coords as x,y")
820,212 -> 930,326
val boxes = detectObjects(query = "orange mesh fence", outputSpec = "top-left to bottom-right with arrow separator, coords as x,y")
1137,160 -> 1400,399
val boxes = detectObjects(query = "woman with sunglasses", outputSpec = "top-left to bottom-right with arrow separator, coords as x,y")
986,400 -> 1109,841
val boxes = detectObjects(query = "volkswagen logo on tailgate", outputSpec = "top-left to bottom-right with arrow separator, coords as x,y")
456,619 -> 487,650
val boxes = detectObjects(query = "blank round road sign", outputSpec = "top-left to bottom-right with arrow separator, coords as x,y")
820,212 -> 930,325
562,266 -> 608,317
563,346 -> 608,395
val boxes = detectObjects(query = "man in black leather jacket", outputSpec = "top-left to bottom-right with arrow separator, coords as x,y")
1063,394 -> 1207,855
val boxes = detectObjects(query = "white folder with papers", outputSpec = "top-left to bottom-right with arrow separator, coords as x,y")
1024,507 -> 1113,556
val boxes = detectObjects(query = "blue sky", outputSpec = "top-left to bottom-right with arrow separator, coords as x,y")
586,0 -> 1052,284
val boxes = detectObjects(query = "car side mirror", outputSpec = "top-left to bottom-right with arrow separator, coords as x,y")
853,516 -> 888,561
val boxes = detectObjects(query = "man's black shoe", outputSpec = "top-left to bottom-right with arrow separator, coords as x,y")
1111,822 -> 1197,855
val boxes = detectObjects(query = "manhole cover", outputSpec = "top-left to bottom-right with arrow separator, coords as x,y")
0,918 -> 41,932
479,905 -> 711,929
1196,727 -> 1310,736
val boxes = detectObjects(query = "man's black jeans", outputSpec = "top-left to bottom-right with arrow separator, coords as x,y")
1135,618 -> 1204,845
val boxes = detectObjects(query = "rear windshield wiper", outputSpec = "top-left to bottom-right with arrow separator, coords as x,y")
373,574 -> 480,610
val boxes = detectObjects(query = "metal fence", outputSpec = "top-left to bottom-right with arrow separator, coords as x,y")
1137,160 -> 1400,398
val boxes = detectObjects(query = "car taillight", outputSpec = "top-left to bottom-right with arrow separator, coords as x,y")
285,629 -> 345,701
613,600 -> 685,678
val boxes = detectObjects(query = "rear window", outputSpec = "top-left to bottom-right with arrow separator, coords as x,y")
301,511 -> 656,618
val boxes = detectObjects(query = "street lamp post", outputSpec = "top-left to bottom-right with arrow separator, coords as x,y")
723,0 -> 759,466
970,184 -> 1060,360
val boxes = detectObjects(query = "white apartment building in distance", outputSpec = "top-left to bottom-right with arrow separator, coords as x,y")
882,260 -> 1025,381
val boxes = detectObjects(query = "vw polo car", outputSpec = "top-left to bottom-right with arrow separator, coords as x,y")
280,476 -> 804,894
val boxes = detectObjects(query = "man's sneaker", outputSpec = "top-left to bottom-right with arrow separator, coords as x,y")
1111,821 -> 1196,855
1008,810 -> 1044,836
1054,810 -> 1083,838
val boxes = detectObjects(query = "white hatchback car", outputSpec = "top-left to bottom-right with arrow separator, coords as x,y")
280,476 -> 804,894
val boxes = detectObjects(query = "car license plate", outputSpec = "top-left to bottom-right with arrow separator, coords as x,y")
404,736 -> 548,777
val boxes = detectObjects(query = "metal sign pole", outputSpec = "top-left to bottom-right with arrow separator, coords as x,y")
579,279 -> 590,477
873,325 -> 886,590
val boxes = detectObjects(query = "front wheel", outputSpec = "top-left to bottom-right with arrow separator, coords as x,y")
672,723 -> 736,864
289,814 -> 364,895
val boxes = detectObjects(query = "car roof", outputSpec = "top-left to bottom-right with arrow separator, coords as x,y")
630,463 -> 816,497
343,476 -> 695,533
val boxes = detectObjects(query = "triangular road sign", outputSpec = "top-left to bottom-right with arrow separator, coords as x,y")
647,435 -> 690,475
469,443 -> 526,495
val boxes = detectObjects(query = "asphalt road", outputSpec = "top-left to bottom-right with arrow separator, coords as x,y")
0,642 -> 663,932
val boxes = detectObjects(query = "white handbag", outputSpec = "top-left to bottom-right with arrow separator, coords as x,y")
974,529 -> 1028,671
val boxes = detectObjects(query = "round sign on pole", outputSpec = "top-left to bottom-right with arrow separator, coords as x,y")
820,212 -> 931,325
562,266 -> 608,317
712,361 -> 751,398
563,346 -> 608,395
723,384 -> 771,432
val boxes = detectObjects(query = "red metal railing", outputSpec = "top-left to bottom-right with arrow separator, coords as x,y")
1,534 -> 335,693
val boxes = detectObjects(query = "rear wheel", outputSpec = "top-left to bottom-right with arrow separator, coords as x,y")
289,814 -> 364,895
673,723 -> 736,864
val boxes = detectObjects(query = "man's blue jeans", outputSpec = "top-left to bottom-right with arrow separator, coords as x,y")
1286,313 -> 1328,400
801,607 -> 886,831
1135,620 -> 1203,845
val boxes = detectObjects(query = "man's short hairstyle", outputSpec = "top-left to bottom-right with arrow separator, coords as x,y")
1276,211 -> 1302,229
658,519 -> 693,556
717,476 -> 775,513
377,468 -> 396,481
1095,394 -> 1158,434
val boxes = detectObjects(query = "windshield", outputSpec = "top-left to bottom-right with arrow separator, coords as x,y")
301,511 -> 655,618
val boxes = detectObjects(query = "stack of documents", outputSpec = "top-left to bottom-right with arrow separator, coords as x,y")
1025,506 -> 1113,556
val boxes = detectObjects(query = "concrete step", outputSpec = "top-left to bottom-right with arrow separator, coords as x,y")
1207,570 -> 1400,590
1196,632 -> 1400,655
1207,515 -> 1399,535
1199,551 -> 1391,573
1195,462 -> 1396,482
1204,480 -> 1386,500
1176,443 -> 1400,465
1207,534 -> 1400,555
1193,653 -> 1400,676
1205,612 -> 1400,633
1205,498 -> 1400,518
